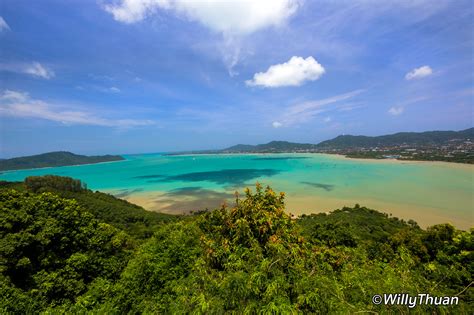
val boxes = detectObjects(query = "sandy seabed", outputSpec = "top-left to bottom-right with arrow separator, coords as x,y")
123,189 -> 473,231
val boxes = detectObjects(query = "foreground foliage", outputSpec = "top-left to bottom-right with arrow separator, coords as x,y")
0,190 -> 133,313
1,178 -> 178,239
0,177 -> 472,314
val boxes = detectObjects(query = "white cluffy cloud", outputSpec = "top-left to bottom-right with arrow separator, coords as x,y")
0,16 -> 10,32
104,0 -> 300,75
0,90 -> 153,128
24,62 -> 55,79
388,106 -> 404,116
104,0 -> 299,35
405,65 -> 433,80
272,121 -> 283,128
246,56 -> 325,88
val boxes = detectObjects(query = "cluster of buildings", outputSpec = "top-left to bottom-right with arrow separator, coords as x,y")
319,139 -> 474,163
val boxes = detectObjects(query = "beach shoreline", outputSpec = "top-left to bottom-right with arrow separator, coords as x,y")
321,153 -> 474,169
118,188 -> 473,231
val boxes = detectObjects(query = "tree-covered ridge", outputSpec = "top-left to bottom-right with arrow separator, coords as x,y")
298,205 -> 419,247
221,128 -> 474,152
0,176 -> 472,313
165,128 -> 474,164
316,127 -> 474,149
180,128 -> 473,153
0,176 -> 178,240
0,151 -> 124,171
0,190 -> 134,313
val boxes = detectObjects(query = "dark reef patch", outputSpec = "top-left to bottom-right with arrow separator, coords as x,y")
251,157 -> 310,161
163,186 -> 233,198
164,186 -> 205,195
301,181 -> 335,192
148,168 -> 281,185
157,187 -> 235,213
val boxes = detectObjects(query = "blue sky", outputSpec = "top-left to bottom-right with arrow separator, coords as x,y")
0,0 -> 473,157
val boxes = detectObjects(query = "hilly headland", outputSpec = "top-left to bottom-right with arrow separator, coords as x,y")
0,151 -> 124,171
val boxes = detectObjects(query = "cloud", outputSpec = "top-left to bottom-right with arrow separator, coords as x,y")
24,62 -> 55,79
107,86 -> 121,93
220,35 -> 241,76
272,121 -> 283,128
246,56 -> 325,88
104,0 -> 300,35
104,1 -> 301,75
405,65 -> 433,80
387,96 -> 429,116
0,62 -> 55,79
337,102 -> 365,112
0,90 -> 153,128
0,17 -> 10,32
273,89 -> 365,127
323,117 -> 331,123
1,90 -> 28,102
75,85 -> 122,93
388,107 -> 404,116
286,89 -> 364,117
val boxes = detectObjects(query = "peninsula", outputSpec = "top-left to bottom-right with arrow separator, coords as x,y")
0,151 -> 124,171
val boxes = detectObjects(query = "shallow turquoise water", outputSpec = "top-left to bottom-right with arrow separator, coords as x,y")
1,153 -> 473,228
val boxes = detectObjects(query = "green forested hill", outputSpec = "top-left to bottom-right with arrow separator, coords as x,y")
0,151 -> 124,171
165,128 -> 473,159
316,128 -> 474,149
0,176 -> 472,313
202,128 -> 474,153
218,128 -> 474,151
0,176 -> 177,239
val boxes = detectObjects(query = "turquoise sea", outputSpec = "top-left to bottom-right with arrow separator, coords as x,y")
1,153 -> 473,229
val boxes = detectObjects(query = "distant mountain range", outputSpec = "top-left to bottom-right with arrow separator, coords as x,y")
0,151 -> 124,171
316,128 -> 474,149
220,128 -> 474,153
2,128 -> 473,170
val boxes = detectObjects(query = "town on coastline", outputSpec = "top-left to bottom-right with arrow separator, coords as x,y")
168,128 -> 474,164
317,137 -> 474,163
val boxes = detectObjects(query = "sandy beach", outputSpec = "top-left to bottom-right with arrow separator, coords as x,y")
121,188 -> 473,230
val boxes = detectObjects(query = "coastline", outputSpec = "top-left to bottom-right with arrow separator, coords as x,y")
0,158 -> 127,174
318,153 -> 474,169
3,151 -> 472,231
169,151 -> 474,169
119,189 -> 473,230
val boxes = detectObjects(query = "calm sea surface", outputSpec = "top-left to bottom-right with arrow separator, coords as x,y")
1,153 -> 473,229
